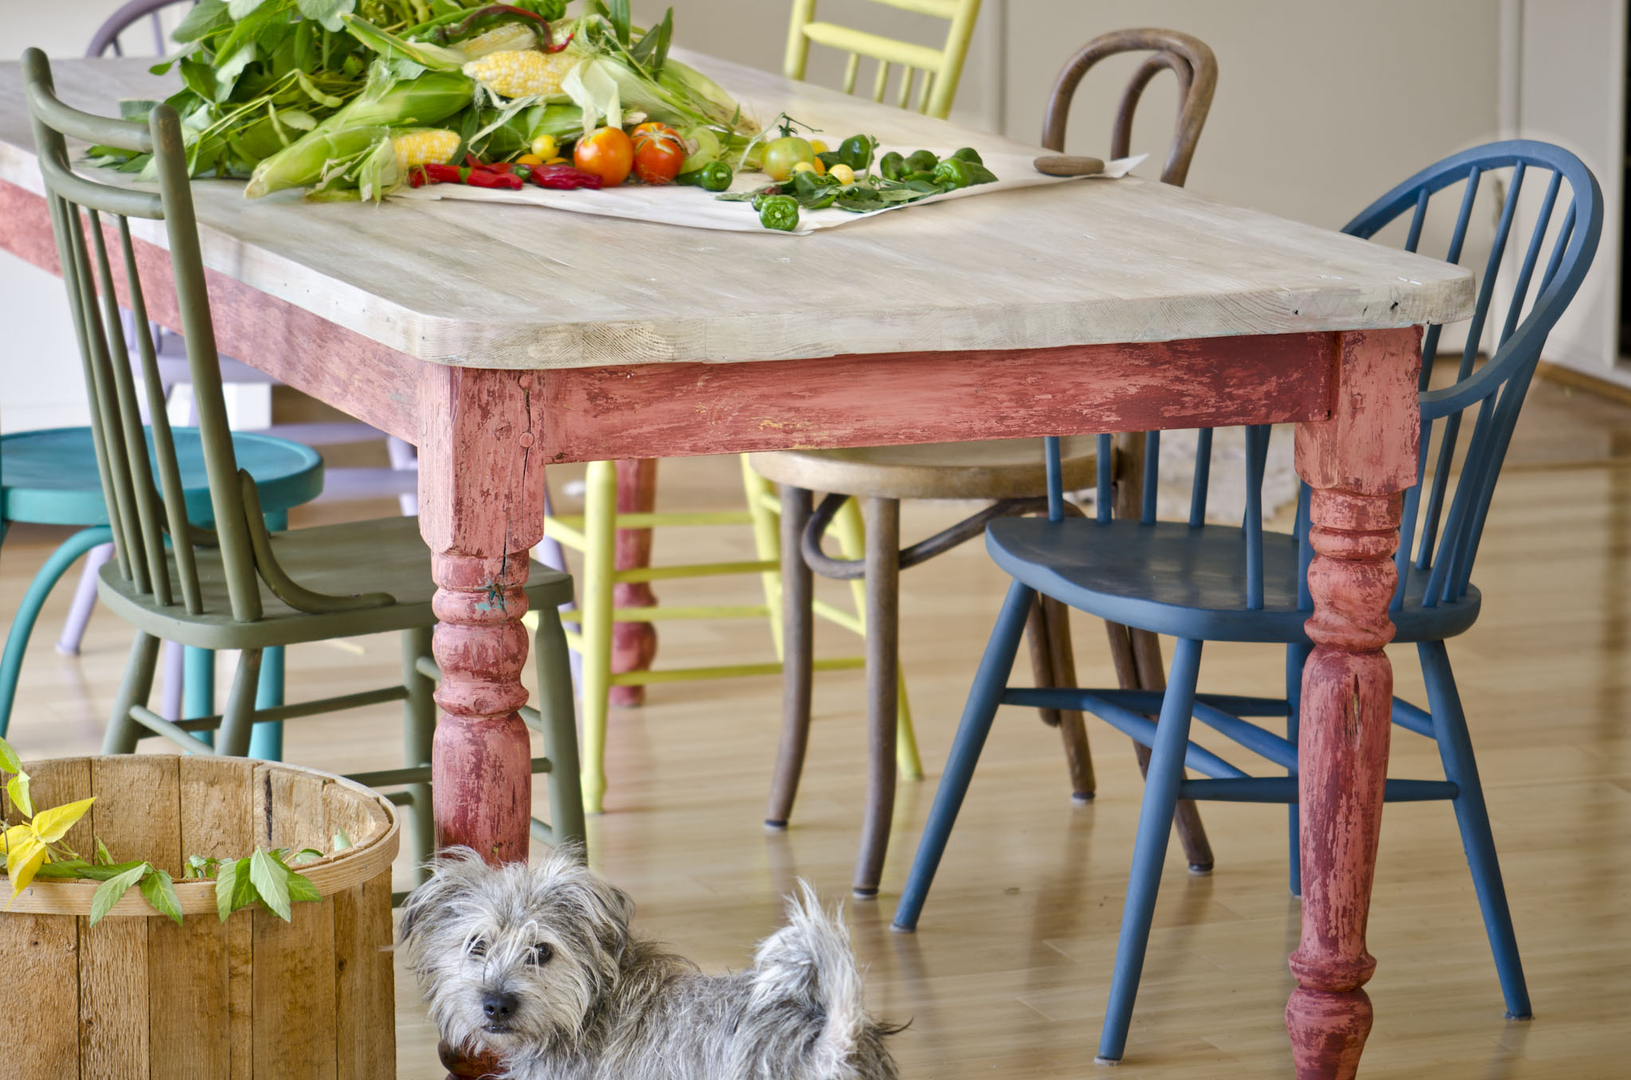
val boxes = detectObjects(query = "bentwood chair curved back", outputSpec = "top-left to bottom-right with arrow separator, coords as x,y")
21,48 -> 585,880
784,0 -> 983,120
748,29 -> 1221,898
891,139 -> 1603,1063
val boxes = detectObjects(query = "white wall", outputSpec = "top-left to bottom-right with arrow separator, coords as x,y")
0,0 -> 149,432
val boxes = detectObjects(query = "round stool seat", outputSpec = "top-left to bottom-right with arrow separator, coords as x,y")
1,426 -> 324,527
749,436 -> 1101,501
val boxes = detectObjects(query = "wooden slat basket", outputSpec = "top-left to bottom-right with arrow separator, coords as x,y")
1,756 -> 398,1080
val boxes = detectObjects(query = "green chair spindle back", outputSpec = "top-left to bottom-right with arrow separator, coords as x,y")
22,48 -> 358,628
784,0 -> 982,120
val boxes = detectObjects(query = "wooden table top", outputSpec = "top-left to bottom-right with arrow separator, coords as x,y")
0,54 -> 1473,370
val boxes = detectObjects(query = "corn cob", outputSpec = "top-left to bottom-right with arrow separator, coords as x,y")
457,22 -> 538,60
462,50 -> 578,99
391,128 -> 462,170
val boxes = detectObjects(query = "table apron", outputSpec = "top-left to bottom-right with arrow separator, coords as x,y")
536,332 -> 1339,463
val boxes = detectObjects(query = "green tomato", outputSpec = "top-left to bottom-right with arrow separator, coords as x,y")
762,136 -> 816,182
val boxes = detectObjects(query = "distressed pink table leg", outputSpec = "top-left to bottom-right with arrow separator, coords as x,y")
1287,327 -> 1422,1079
610,458 -> 659,707
418,366 -> 549,1080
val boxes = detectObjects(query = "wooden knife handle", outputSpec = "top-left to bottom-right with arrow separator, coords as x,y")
1033,155 -> 1106,177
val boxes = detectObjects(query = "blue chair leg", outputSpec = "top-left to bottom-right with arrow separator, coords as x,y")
183,645 -> 216,748
1419,639 -> 1531,1019
0,526 -> 116,737
247,509 -> 289,760
892,580 -> 1037,932
1097,636 -> 1204,1065
1285,642 -> 1311,898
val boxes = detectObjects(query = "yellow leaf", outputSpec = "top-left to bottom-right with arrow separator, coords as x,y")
29,797 -> 94,844
2,823 -> 31,851
6,836 -> 47,899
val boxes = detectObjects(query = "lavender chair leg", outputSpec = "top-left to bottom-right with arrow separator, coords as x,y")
536,481 -> 581,690
54,542 -> 116,655
387,435 -> 419,516
159,639 -> 185,721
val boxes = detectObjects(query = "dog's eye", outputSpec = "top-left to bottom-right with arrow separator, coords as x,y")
527,943 -> 554,966
467,939 -> 488,959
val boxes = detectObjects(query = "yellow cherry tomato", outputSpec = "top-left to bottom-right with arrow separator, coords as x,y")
545,156 -> 568,165
829,163 -> 855,185
809,139 -> 830,155
791,160 -> 816,175
530,134 -> 560,159
516,153 -> 545,166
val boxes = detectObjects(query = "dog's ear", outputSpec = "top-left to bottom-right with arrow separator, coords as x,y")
532,849 -> 636,960
399,845 -> 486,945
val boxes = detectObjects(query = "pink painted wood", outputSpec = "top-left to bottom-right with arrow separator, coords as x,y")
534,333 -> 1338,462
1288,327 -> 1422,1080
1,175 -> 1428,1080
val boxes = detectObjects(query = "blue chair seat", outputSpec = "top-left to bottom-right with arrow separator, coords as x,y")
985,517 -> 1481,644
2,426 -> 323,527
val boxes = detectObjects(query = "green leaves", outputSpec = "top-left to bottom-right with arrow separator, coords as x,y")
0,735 -> 22,776
5,774 -> 32,820
248,849 -> 292,921
140,869 -> 184,926
174,0 -> 233,43
296,0 -> 357,33
89,862 -> 150,927
213,849 -> 320,922
229,0 -> 271,19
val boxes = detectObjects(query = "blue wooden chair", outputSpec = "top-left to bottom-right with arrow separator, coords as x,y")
889,140 -> 1603,1063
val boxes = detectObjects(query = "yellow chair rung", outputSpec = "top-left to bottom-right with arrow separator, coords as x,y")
607,656 -> 867,687
543,517 -> 588,551
843,51 -> 861,94
812,599 -> 865,636
867,0 -> 962,18
611,605 -> 771,622
614,559 -> 778,584
803,21 -> 947,73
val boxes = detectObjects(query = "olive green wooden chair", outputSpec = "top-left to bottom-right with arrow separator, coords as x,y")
22,48 -> 584,883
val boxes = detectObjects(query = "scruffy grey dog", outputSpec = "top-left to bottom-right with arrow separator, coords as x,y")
400,844 -> 901,1080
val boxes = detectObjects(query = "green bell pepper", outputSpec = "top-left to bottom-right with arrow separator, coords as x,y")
756,194 -> 801,231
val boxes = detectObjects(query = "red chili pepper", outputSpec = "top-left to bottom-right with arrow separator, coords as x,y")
526,164 -> 603,190
544,31 -> 574,53
413,163 -> 523,190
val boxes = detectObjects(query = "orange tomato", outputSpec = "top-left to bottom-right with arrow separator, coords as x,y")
573,126 -> 634,187
630,122 -> 686,185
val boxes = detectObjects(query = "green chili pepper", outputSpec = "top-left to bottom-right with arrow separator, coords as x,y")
817,134 -> 877,173
902,170 -> 937,184
678,161 -> 733,191
905,149 -> 939,174
933,157 -> 975,190
757,194 -> 801,231
878,151 -> 905,181
951,146 -> 983,165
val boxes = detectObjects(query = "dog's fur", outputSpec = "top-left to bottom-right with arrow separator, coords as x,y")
400,845 -> 901,1080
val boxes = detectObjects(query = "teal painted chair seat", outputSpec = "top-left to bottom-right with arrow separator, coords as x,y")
0,425 -> 323,737
2,425 -> 322,525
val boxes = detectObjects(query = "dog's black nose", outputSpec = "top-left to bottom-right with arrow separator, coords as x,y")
482,990 -> 519,1020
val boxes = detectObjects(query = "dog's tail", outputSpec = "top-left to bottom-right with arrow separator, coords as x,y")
748,882 -> 873,1077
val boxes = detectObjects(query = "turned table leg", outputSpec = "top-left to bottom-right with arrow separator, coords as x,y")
1286,328 -> 1421,1079
418,366 -> 549,1080
610,458 -> 659,706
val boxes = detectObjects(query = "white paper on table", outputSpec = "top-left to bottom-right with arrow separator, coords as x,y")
395,149 -> 1147,235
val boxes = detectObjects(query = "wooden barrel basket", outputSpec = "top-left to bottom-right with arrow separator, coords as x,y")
1,756 -> 399,1080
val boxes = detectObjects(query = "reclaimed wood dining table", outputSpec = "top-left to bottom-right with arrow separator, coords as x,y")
0,53 -> 1474,1079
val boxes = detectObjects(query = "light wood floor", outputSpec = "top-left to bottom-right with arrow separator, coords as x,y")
2,377 -> 1628,1078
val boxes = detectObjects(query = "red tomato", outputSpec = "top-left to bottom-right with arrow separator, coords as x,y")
573,126 -> 634,187
630,122 -> 686,185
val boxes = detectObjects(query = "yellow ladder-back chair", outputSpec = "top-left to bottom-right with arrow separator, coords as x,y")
554,0 -> 984,815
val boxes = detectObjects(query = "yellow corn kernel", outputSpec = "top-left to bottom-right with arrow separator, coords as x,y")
391,128 -> 462,170
458,22 -> 538,59
463,50 -> 578,99
530,133 -> 560,159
